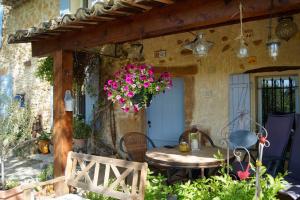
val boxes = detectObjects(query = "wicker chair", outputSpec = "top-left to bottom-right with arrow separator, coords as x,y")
178,127 -> 215,147
120,132 -> 156,162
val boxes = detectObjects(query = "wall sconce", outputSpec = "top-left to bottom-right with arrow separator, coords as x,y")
64,90 -> 73,112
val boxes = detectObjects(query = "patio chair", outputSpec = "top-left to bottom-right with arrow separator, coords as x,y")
262,113 -> 294,177
231,113 -> 294,179
278,114 -> 300,200
120,132 -> 156,162
178,127 -> 216,147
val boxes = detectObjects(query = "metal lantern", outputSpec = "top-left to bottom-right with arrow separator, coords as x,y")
276,16 -> 298,41
266,39 -> 280,61
184,32 -> 214,57
64,90 -> 73,112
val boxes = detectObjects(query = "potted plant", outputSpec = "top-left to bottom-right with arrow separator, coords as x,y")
37,132 -> 51,154
104,64 -> 172,112
73,116 -> 91,152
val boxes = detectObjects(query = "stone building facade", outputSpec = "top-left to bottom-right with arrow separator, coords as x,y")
0,0 -> 60,130
2,0 -> 300,153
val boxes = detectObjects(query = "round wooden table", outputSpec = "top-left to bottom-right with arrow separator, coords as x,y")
145,146 -> 229,177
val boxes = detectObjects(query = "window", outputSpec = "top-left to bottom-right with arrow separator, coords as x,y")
257,76 -> 299,124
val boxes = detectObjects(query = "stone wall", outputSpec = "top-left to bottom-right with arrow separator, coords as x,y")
0,0 -> 59,130
105,14 -> 300,149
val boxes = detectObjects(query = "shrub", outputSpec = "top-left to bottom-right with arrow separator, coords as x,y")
73,116 -> 91,139
4,180 -> 20,190
38,164 -> 54,182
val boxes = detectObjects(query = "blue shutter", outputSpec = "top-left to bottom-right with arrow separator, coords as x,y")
0,74 -> 13,115
60,0 -> 70,16
0,5 -> 4,48
229,74 -> 251,131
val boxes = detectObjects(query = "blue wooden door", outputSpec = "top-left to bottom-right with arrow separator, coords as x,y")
147,78 -> 185,147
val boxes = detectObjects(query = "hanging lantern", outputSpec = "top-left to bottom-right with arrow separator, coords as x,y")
275,16 -> 298,41
236,1 -> 248,59
183,32 -> 214,57
237,40 -> 248,58
266,39 -> 280,61
64,90 -> 73,112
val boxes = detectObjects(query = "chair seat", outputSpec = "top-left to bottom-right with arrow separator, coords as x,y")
55,194 -> 86,200
279,184 -> 300,200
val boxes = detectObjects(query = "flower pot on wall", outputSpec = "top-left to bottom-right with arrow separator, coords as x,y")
38,140 -> 50,154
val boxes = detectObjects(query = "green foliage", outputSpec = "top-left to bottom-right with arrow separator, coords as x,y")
35,57 -> 54,85
145,170 -> 173,200
38,131 -> 51,141
0,100 -> 33,157
73,116 -> 92,139
4,179 -> 20,190
85,192 -> 116,200
38,164 -> 54,182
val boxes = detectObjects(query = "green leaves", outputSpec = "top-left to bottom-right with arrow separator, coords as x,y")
35,57 -> 54,85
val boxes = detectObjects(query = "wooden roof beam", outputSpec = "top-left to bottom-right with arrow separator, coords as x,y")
32,0 -> 300,57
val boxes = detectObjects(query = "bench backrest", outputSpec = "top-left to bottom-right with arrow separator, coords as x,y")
65,151 -> 148,200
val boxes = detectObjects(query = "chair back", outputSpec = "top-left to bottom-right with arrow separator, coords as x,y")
120,132 -> 156,162
178,127 -> 215,147
288,114 -> 300,180
263,113 -> 294,158
65,151 -> 148,200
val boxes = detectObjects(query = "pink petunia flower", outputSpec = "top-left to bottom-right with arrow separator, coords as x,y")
144,82 -> 150,88
134,104 -> 140,112
107,80 -> 113,85
156,86 -> 160,92
112,82 -> 118,90
119,98 -> 126,104
127,91 -> 134,98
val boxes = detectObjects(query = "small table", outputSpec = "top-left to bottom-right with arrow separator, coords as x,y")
145,146 -> 229,177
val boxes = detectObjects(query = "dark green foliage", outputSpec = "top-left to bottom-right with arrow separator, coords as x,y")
38,164 -> 54,182
35,57 -> 54,85
73,116 -> 92,139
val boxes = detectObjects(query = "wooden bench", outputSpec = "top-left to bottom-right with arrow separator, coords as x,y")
23,151 -> 148,200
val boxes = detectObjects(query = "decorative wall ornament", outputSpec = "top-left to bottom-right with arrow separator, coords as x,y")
236,1 -> 248,58
183,32 -> 214,57
276,16 -> 298,41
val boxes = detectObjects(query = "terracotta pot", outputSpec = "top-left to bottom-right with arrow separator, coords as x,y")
38,140 -> 50,154
73,139 -> 88,150
0,186 -> 25,200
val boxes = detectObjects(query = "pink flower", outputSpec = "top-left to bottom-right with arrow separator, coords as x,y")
126,76 -> 133,85
156,86 -> 160,92
119,98 -> 126,104
123,86 -> 129,92
144,82 -> 150,88
237,165 -> 250,180
140,75 -> 147,81
134,104 -> 140,112
104,85 -> 108,91
107,80 -> 113,86
148,68 -> 154,75
122,107 -> 130,112
140,65 -> 146,70
127,91 -> 134,98
149,77 -> 154,82
112,82 -> 118,90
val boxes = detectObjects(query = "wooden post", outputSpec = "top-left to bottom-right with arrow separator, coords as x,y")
53,50 -> 73,196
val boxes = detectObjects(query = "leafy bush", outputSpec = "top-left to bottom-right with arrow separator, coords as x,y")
38,131 -> 51,141
73,116 -> 91,139
4,180 -> 20,190
80,168 -> 286,200
35,57 -> 53,85
38,164 -> 54,182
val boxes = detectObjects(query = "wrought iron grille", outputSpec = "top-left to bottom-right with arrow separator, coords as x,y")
259,77 -> 297,124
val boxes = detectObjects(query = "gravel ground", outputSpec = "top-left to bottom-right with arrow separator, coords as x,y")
5,153 -> 53,184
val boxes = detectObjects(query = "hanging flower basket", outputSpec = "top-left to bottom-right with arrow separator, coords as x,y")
104,64 -> 172,112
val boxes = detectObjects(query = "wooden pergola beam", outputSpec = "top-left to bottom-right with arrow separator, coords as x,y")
32,0 -> 300,57
53,50 -> 73,195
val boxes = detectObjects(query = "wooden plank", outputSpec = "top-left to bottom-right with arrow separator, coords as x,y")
32,0 -> 300,57
93,163 -> 100,186
103,164 -> 110,187
53,50 -> 73,196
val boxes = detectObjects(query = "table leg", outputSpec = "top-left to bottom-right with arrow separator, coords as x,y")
201,168 -> 205,178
